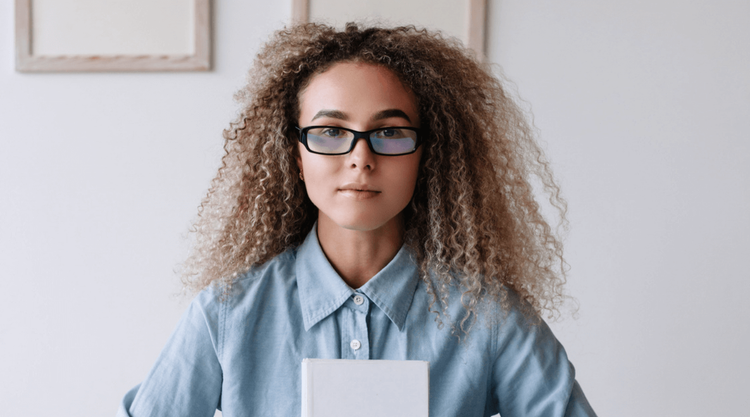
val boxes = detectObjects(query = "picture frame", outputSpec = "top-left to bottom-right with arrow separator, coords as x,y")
291,0 -> 486,56
15,0 -> 211,72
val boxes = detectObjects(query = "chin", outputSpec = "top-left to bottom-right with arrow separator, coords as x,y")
336,219 -> 387,232
328,212 -> 394,233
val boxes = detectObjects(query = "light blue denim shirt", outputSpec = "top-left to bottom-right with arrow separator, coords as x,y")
118,225 -> 596,416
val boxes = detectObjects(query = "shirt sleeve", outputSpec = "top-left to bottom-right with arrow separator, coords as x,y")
117,290 -> 223,417
491,306 -> 597,417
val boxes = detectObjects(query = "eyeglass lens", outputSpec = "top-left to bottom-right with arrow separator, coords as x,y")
306,127 -> 417,155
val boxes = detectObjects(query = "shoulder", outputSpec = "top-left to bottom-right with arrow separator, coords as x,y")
233,248 -> 298,291
196,248 -> 300,314
435,282 -> 546,350
408,279 -> 536,341
416,278 -> 535,329
480,288 -> 568,371
185,248 -> 301,348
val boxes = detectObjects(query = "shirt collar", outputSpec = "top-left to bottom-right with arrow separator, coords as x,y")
295,224 -> 420,331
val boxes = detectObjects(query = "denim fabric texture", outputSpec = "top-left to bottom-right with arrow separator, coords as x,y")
118,224 -> 596,417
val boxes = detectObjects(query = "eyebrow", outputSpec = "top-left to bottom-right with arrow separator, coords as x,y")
311,109 -> 348,121
311,108 -> 412,123
372,109 -> 411,123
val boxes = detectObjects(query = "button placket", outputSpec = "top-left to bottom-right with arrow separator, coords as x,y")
353,294 -> 370,358
340,293 -> 371,359
339,308 -> 358,359
354,303 -> 370,359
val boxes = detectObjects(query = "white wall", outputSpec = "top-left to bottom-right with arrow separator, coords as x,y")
488,1 -> 750,416
0,1 -> 290,415
1,1 -> 748,416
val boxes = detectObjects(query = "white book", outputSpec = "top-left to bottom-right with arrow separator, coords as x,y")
301,358 -> 429,417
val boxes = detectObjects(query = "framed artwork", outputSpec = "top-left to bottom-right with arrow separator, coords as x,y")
291,0 -> 487,56
15,0 -> 211,72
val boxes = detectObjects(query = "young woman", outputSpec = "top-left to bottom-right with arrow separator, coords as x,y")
118,23 -> 597,416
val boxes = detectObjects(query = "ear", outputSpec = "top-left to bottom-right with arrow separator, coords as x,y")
296,153 -> 303,174
290,142 -> 303,171
294,143 -> 305,182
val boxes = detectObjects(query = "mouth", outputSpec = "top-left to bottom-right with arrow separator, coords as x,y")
338,183 -> 381,199
339,188 -> 380,193
338,183 -> 380,193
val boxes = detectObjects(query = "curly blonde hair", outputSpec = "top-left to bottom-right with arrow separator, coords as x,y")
181,22 -> 569,335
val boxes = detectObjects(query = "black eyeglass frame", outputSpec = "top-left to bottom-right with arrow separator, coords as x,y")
296,125 -> 423,156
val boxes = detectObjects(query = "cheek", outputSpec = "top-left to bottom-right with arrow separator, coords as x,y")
299,154 -> 335,202
403,152 -> 422,191
386,156 -> 422,205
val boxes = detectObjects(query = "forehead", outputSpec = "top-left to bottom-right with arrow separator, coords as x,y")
298,62 -> 418,125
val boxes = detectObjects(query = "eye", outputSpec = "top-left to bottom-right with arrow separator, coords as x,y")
320,127 -> 346,137
375,128 -> 402,138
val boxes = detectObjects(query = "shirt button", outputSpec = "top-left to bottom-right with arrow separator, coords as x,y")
350,339 -> 361,350
353,295 -> 364,305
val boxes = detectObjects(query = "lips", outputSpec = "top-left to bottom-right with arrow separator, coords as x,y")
338,183 -> 380,193
338,183 -> 381,200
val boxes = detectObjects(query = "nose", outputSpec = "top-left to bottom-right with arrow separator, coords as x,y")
348,137 -> 375,171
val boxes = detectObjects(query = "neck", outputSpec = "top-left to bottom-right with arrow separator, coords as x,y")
316,212 -> 404,289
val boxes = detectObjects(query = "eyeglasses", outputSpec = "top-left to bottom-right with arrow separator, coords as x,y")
296,126 -> 422,156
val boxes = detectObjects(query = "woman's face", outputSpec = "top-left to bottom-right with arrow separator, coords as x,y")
296,62 -> 422,233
